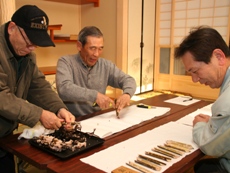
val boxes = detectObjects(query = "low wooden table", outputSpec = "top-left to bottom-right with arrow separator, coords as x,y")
0,94 -> 212,173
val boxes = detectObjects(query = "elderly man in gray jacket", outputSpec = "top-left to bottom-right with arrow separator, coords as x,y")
56,26 -> 136,116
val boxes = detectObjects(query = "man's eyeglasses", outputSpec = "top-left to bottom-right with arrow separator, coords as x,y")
17,26 -> 36,48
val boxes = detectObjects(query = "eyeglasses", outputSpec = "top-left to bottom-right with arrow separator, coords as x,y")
17,26 -> 36,48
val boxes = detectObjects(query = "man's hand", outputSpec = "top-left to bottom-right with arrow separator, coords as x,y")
40,109 -> 75,130
56,108 -> 76,130
193,114 -> 210,126
95,92 -> 115,109
115,93 -> 131,113
40,110 -> 63,130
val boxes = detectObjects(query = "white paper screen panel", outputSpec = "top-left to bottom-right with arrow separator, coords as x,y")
159,0 -> 230,45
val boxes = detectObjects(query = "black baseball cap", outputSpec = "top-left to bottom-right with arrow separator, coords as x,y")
11,5 -> 55,47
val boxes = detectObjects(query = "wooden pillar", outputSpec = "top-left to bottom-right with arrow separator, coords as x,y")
0,0 -> 16,25
115,0 -> 128,97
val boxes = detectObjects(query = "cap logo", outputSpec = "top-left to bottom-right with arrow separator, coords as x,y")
42,16 -> 47,26
30,16 -> 48,30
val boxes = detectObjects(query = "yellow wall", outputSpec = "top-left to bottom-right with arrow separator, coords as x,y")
80,0 -> 117,64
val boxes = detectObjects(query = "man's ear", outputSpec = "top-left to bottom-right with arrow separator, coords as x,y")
8,22 -> 17,34
76,40 -> 82,52
213,49 -> 225,65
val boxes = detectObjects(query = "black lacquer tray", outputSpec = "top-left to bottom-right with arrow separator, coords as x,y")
28,131 -> 104,159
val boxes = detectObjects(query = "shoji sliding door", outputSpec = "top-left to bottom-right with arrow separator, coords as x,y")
127,0 -> 156,94
154,0 -> 230,100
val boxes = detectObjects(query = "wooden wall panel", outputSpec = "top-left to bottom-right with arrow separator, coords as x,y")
0,0 -> 15,24
171,76 -> 219,101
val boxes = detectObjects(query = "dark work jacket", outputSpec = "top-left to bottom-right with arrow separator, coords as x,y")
0,24 -> 67,156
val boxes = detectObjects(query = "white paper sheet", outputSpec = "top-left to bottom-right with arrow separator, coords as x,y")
80,105 -> 171,138
164,96 -> 200,106
81,122 -> 198,173
176,103 -> 213,126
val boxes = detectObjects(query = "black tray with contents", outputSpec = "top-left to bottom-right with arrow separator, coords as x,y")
28,131 -> 104,159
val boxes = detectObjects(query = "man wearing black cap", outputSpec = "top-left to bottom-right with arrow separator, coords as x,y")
0,5 -> 75,173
